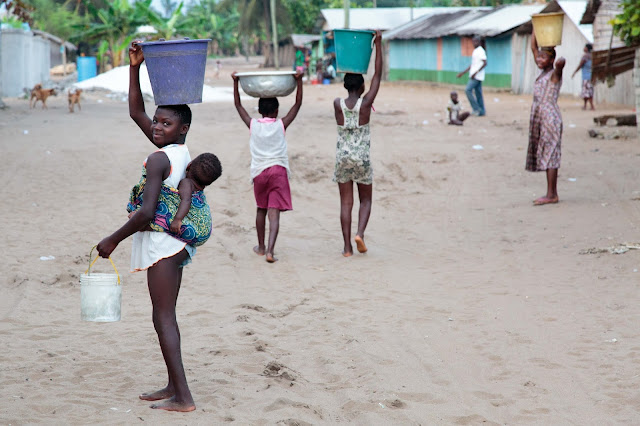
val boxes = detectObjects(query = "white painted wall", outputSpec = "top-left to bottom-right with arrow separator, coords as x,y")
0,28 -> 51,97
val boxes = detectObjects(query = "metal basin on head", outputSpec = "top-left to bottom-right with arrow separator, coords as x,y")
235,71 -> 297,98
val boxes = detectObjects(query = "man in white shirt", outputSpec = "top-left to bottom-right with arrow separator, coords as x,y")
457,36 -> 487,116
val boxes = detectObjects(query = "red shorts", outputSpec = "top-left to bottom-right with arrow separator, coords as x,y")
253,166 -> 292,211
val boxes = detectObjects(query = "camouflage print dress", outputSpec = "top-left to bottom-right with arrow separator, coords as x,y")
333,98 -> 373,185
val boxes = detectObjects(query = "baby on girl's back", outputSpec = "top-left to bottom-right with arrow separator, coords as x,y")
97,41 -> 222,412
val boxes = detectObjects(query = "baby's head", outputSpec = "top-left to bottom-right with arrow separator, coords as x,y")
343,73 -> 365,95
450,91 -> 459,103
186,153 -> 223,190
258,97 -> 279,118
152,104 -> 192,146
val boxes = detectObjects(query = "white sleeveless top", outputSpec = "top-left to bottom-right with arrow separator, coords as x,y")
130,144 -> 195,272
249,118 -> 290,181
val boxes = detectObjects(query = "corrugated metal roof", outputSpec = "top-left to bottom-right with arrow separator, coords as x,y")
384,9 -> 491,40
321,7 -> 444,31
32,30 -> 77,50
454,4 -> 546,37
291,34 -> 321,47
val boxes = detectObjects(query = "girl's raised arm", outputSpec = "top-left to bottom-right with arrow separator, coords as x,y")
128,42 -> 154,144
530,30 -> 539,60
232,72 -> 252,128
552,57 -> 566,83
362,30 -> 383,108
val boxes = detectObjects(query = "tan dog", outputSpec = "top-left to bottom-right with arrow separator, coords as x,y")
68,88 -> 82,113
30,84 -> 57,109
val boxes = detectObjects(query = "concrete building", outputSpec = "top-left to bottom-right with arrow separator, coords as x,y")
0,28 -> 51,97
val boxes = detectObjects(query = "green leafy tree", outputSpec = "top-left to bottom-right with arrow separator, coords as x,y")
0,0 -> 34,24
283,0 -> 326,33
25,0 -> 85,41
612,0 -> 640,46
219,0 -> 290,66
182,0 -> 240,55
0,14 -> 25,27
142,1 -> 187,40
159,0 -> 177,17
73,0 -> 150,67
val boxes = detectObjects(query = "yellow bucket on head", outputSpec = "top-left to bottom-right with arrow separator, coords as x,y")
80,246 -> 121,322
532,12 -> 564,47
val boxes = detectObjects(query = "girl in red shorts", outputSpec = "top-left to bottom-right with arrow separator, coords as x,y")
232,70 -> 303,262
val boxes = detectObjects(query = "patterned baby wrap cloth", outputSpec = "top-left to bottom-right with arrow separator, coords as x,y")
127,166 -> 212,247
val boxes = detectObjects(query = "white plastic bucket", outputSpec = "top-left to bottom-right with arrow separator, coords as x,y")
81,273 -> 121,322
81,246 -> 122,322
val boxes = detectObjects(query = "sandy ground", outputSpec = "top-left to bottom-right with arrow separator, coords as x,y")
2,58 -> 640,424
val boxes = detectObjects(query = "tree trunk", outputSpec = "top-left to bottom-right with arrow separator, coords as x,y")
212,39 -> 220,56
262,0 -> 273,67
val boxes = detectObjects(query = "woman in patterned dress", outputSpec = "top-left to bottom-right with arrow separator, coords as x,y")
333,30 -> 381,257
526,29 -> 565,206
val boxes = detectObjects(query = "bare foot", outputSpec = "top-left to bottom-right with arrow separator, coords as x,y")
139,387 -> 174,401
342,250 -> 353,257
150,396 -> 196,412
354,235 -> 368,253
253,245 -> 265,256
533,196 -> 559,206
266,253 -> 278,263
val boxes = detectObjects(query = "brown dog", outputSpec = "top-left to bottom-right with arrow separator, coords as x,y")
30,84 -> 57,109
68,88 -> 82,113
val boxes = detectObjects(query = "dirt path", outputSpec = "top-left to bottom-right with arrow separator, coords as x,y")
1,63 -> 639,423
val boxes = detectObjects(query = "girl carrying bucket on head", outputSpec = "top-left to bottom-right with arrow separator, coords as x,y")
332,30 -> 382,257
526,29 -> 565,206
97,42 -> 221,412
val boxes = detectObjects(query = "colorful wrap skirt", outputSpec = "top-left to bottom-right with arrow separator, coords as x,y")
127,169 -> 212,247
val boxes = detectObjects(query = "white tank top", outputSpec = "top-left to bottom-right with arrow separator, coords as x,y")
144,144 -> 191,188
249,118 -> 289,181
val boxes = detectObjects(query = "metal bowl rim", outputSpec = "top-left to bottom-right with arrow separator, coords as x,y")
235,71 -> 297,77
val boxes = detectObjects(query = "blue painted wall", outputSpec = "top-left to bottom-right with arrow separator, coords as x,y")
388,35 -> 513,87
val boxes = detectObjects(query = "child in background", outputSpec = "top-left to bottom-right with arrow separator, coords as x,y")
97,41 -> 219,412
526,30 -> 565,206
447,91 -> 470,126
332,30 -> 382,257
231,70 -> 303,263
127,152 -> 222,247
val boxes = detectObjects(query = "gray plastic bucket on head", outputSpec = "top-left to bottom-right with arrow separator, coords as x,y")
141,39 -> 211,105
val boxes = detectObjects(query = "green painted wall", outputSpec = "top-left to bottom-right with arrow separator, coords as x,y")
388,69 -> 511,88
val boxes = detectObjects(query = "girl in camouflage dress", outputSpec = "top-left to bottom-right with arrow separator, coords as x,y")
333,30 -> 382,256
526,29 -> 565,206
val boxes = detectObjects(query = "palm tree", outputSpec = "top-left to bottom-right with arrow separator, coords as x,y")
182,0 -> 240,55
219,0 -> 289,66
142,1 -> 186,40
74,0 -> 150,68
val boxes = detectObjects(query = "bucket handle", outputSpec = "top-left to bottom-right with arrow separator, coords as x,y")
86,245 -> 121,285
